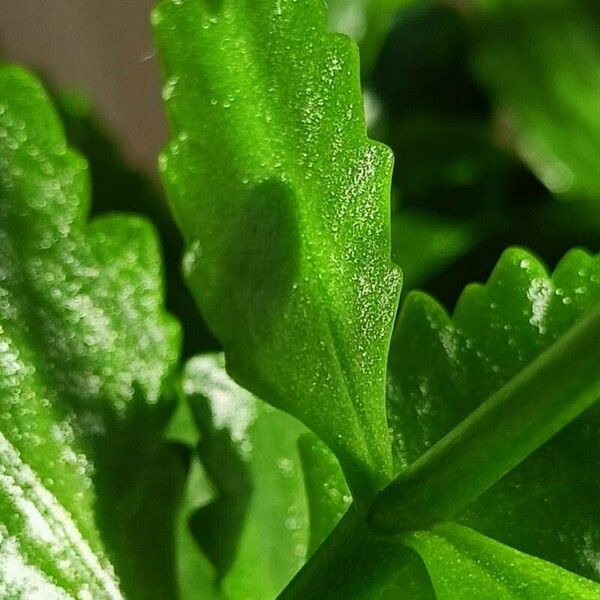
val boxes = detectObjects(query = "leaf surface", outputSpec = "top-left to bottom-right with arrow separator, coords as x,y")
182,354 -> 309,600
406,523 -> 600,599
387,247 -> 600,580
0,66 -> 182,599
154,0 -> 401,500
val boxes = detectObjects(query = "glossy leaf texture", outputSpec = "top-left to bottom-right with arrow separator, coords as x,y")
153,0 -> 401,500
470,0 -> 600,200
182,354 -> 309,600
406,524 -> 600,599
0,66 -> 183,598
387,247 -> 600,581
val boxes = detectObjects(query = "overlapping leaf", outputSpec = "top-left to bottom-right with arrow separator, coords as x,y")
182,354 -> 309,600
387,247 -> 600,580
154,0 -> 401,500
0,66 -> 183,599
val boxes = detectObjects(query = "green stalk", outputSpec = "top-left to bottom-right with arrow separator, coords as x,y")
278,506 -> 429,599
370,303 -> 600,533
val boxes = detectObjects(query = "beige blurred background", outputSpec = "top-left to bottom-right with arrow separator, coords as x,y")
0,0 -> 166,174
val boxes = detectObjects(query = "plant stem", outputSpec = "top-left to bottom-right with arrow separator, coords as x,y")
370,303 -> 600,533
278,505 -> 430,599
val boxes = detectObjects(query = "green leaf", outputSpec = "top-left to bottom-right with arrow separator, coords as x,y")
182,354 -> 309,600
297,433 -> 352,556
153,0 -> 401,501
373,302 -> 600,532
471,0 -> 600,200
385,247 -> 600,580
0,66 -> 183,598
176,457 -> 223,600
406,523 -> 600,599
49,86 -> 217,357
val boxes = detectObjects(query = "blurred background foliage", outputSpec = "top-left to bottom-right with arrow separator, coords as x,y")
3,0 -> 599,356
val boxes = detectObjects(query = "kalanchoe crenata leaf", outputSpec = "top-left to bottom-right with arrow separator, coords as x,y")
386,247 -> 600,581
153,0 -> 401,501
0,66 -> 183,599
406,523 -> 600,599
182,354 -> 309,600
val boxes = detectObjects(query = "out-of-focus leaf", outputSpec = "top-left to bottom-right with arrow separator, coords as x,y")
154,0 -> 401,501
0,66 -> 184,599
51,88 -> 217,357
165,398 -> 222,600
182,354 -> 309,600
390,117 -> 519,217
177,459 -> 223,600
471,0 -> 600,201
406,524 -> 600,599
386,247 -> 600,581
297,434 -> 351,555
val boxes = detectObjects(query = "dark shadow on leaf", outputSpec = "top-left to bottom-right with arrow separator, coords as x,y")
218,177 -> 300,347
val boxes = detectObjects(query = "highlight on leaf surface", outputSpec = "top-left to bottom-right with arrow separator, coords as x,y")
153,0 -> 401,501
0,66 -> 183,599
386,247 -> 600,581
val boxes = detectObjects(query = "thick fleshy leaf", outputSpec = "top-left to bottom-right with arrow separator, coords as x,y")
154,0 -> 401,500
0,66 -> 182,598
182,354 -> 309,600
406,524 -> 600,599
387,247 -> 600,580
471,0 -> 600,200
